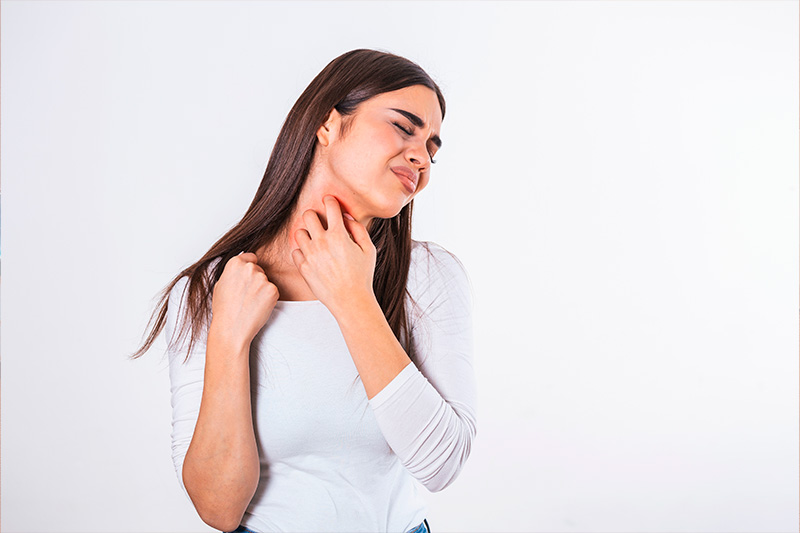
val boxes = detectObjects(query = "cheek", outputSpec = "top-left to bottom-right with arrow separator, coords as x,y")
406,173 -> 430,205
330,143 -> 374,181
376,125 -> 405,153
416,173 -> 430,194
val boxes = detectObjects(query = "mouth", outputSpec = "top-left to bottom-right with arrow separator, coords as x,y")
391,166 -> 418,194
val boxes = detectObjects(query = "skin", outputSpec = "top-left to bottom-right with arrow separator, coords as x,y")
182,85 -> 444,531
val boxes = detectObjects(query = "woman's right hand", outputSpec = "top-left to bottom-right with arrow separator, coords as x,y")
209,252 -> 280,348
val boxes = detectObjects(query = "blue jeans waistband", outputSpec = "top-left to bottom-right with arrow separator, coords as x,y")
230,519 -> 429,533
407,518 -> 431,533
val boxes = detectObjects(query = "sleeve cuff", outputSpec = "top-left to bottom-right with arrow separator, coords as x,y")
368,361 -> 419,410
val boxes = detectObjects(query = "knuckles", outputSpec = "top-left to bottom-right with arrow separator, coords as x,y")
262,282 -> 279,300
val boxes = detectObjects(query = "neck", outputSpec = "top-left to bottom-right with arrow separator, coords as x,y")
260,159 -> 374,273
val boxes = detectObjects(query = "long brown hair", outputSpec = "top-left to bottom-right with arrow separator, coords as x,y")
130,49 -> 446,362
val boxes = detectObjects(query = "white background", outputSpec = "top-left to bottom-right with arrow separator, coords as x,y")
2,1 -> 798,532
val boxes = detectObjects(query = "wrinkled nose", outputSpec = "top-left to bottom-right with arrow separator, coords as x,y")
406,142 -> 432,172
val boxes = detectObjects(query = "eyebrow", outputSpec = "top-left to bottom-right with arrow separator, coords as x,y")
389,108 -> 442,149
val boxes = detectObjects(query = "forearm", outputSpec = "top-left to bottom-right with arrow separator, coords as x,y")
182,326 -> 260,531
333,294 -> 412,400
336,293 -> 476,491
369,365 -> 477,492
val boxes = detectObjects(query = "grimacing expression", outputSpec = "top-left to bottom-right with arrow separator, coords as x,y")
317,85 -> 443,219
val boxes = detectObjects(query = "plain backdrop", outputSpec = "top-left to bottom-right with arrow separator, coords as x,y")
2,1 -> 798,532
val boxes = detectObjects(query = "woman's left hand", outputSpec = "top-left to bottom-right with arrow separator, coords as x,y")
291,196 -> 377,315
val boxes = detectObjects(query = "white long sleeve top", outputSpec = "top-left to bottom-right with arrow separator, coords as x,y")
166,240 -> 477,533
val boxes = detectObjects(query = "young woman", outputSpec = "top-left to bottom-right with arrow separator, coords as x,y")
132,49 -> 477,533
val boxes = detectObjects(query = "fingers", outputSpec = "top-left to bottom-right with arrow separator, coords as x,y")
298,197 -> 349,240
228,251 -> 269,278
236,251 -> 259,262
302,209 -> 325,237
342,215 -> 374,252
323,195 -> 345,230
294,227 -> 312,249
234,252 -> 265,270
290,247 -> 305,270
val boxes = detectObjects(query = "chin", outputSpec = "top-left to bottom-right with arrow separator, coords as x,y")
368,195 -> 411,220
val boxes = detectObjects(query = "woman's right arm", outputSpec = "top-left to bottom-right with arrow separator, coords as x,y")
167,253 -> 278,532
181,327 -> 260,532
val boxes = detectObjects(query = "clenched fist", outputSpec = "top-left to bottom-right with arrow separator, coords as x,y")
209,252 -> 280,348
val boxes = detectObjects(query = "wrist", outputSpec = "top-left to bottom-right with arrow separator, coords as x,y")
330,290 -> 382,327
207,320 -> 251,355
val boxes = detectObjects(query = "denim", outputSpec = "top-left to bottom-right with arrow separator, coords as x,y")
406,518 -> 431,533
228,519 -> 429,533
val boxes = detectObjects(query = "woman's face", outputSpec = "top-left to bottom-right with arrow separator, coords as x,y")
315,85 -> 443,220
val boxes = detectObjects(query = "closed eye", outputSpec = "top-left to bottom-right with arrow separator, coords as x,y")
393,122 -> 438,165
393,122 -> 413,136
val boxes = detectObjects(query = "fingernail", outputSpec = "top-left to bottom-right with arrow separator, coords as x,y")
343,213 -> 355,221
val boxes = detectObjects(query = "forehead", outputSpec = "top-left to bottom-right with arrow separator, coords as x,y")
364,86 -> 443,129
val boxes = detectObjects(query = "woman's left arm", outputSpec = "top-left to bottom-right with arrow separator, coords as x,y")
366,241 -> 476,493
292,196 -> 476,492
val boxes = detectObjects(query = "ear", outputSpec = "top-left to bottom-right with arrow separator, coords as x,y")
316,108 -> 342,147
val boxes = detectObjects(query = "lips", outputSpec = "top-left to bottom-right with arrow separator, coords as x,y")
391,166 -> 418,194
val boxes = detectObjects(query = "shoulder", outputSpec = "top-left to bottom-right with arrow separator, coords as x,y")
408,240 -> 472,303
168,256 -> 223,307
410,240 -> 469,279
165,256 -> 222,349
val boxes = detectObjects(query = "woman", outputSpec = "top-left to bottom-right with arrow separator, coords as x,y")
132,49 -> 476,533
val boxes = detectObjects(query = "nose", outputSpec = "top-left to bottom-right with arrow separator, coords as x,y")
406,140 -> 432,171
